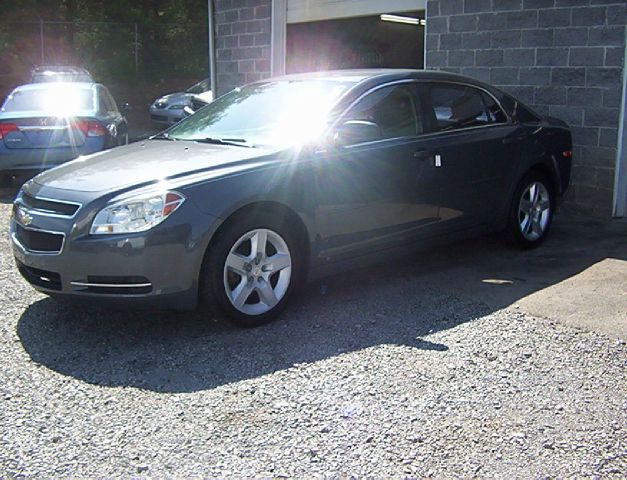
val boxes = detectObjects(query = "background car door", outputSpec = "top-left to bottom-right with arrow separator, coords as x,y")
417,82 -> 520,231
97,86 -> 128,145
313,82 -> 441,262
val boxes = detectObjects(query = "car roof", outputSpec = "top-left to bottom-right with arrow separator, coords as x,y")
267,68 -> 482,84
13,82 -> 99,92
262,68 -> 503,101
260,68 -> 505,110
31,65 -> 91,73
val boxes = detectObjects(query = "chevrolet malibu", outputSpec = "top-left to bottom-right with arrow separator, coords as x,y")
11,70 -> 572,327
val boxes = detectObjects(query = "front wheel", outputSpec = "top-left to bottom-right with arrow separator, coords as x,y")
506,172 -> 554,248
199,212 -> 301,327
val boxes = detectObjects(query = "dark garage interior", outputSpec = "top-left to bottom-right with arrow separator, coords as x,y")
286,11 -> 425,74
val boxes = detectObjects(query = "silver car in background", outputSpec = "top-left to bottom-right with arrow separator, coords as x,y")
149,78 -> 213,126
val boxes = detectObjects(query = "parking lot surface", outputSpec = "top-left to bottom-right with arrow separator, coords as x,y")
1,189 -> 626,478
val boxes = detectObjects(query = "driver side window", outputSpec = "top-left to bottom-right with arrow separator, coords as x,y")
344,84 -> 422,141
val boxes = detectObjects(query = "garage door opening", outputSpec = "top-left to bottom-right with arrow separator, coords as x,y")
286,11 -> 425,75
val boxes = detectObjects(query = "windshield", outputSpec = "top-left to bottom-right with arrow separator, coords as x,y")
186,78 -> 211,94
33,73 -> 93,83
168,79 -> 354,148
1,85 -> 95,114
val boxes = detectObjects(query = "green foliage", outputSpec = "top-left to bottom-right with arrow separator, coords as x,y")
0,0 -> 209,84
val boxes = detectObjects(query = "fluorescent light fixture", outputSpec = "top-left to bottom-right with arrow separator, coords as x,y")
380,14 -> 425,26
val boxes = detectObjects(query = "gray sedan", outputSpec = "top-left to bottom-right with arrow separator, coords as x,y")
149,78 -> 212,126
10,69 -> 572,327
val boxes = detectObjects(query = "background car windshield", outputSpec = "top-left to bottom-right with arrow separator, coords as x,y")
168,80 -> 353,147
33,73 -> 92,83
2,86 -> 94,114
186,78 -> 211,94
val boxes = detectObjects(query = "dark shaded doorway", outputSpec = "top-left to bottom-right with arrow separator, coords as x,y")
286,11 -> 425,74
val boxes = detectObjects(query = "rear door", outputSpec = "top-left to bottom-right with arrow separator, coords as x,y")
417,82 -> 519,230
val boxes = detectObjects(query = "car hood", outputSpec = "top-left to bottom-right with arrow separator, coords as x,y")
33,140 -> 280,193
154,92 -> 192,106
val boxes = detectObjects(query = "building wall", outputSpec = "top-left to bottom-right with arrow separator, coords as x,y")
214,0 -> 272,96
425,0 -> 626,217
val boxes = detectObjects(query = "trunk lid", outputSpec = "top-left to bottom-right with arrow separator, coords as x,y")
1,116 -> 87,149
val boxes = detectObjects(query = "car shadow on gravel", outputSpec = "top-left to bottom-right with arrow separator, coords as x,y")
16,280 -> 462,393
16,215 -> 627,393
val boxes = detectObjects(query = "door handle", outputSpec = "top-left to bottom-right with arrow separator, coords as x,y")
414,150 -> 442,167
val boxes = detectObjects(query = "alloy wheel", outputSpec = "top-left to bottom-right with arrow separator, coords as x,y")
518,181 -> 551,241
223,228 -> 292,316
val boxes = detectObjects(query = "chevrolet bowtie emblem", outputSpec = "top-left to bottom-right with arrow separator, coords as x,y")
16,207 -> 33,226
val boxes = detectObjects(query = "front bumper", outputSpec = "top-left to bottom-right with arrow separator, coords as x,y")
149,106 -> 186,126
10,189 -> 219,310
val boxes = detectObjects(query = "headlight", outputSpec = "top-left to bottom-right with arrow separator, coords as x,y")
90,191 -> 185,235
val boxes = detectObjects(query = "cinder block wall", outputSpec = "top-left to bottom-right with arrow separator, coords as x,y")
425,0 -> 626,217
214,0 -> 272,97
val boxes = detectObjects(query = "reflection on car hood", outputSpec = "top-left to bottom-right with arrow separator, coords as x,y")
154,92 -> 193,106
33,140 -> 279,192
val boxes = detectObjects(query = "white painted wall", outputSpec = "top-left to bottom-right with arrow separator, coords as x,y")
286,0 -> 426,24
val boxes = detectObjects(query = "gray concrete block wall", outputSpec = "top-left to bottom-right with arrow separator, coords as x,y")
214,0 -> 272,97
426,0 -> 626,217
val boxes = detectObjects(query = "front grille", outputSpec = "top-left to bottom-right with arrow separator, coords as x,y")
15,224 -> 64,253
16,261 -> 62,291
150,114 -> 169,122
21,193 -> 80,216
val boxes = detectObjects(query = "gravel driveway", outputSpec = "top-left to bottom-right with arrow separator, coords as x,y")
0,194 -> 625,478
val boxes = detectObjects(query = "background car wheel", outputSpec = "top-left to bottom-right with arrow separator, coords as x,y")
200,212 -> 302,327
506,171 -> 554,249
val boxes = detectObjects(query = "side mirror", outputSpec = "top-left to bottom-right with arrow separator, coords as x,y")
183,105 -> 195,116
334,120 -> 382,147
120,102 -> 132,113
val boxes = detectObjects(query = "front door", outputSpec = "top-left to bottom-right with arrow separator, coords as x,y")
313,82 -> 441,262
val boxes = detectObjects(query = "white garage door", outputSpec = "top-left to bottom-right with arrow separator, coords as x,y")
287,0 -> 426,24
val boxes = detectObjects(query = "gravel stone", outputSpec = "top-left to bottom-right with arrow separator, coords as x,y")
0,195 -> 626,477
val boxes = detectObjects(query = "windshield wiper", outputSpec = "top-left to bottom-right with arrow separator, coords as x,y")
150,132 -> 176,141
193,137 -> 253,148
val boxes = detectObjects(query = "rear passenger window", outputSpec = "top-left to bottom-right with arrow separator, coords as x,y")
97,89 -> 107,114
104,90 -> 119,113
427,84 -> 506,132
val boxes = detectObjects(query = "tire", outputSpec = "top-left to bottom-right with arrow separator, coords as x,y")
506,171 -> 555,249
199,211 -> 303,327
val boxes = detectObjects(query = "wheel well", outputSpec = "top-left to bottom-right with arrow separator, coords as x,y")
207,201 -> 311,269
525,161 -> 559,196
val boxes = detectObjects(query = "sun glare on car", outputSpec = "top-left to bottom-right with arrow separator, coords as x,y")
39,84 -> 91,117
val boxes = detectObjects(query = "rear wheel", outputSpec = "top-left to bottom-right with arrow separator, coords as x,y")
506,171 -> 554,248
200,212 -> 301,327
